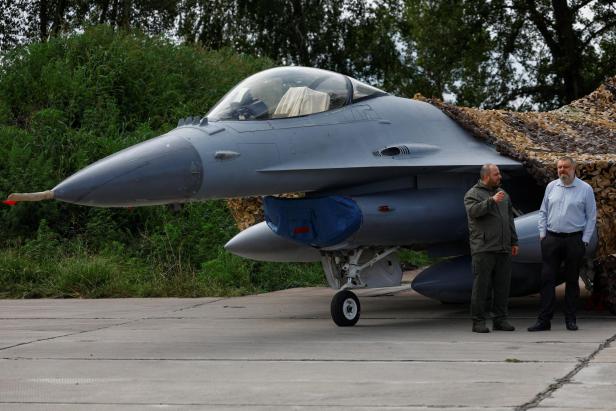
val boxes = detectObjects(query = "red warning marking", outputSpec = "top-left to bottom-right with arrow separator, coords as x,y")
293,226 -> 310,234
3,200 -> 17,206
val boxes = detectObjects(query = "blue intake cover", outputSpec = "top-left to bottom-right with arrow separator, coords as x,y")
264,196 -> 362,248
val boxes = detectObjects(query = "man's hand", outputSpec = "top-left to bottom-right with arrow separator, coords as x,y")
511,245 -> 519,256
492,191 -> 505,203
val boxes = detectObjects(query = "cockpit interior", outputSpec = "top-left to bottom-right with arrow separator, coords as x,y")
207,67 -> 387,121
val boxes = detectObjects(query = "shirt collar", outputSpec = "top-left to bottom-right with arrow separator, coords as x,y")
556,176 -> 579,188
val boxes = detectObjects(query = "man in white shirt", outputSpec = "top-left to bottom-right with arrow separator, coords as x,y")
529,157 -> 597,332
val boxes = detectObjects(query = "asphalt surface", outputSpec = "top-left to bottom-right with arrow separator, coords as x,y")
1,284 -> 615,410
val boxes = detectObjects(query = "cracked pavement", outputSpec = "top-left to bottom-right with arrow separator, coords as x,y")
1,286 -> 615,410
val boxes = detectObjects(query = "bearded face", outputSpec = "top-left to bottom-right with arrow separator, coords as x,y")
484,165 -> 502,188
557,160 -> 575,185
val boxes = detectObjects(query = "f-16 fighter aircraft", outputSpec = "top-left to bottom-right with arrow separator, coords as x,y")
7,67 -> 597,326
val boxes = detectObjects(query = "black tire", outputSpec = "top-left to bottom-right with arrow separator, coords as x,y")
330,290 -> 361,327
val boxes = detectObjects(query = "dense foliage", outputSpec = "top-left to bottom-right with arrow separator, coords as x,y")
399,0 -> 616,109
1,1 -> 615,109
0,26 -> 324,298
1,1 -> 613,297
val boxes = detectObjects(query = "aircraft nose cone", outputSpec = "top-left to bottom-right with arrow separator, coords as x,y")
53,130 -> 203,207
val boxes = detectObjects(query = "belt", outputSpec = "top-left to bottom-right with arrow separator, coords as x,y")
547,230 -> 582,238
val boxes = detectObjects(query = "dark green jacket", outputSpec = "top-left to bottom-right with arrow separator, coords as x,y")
464,181 -> 518,255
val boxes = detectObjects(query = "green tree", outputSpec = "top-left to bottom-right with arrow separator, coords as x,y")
175,0 -> 405,88
399,0 -> 493,105
398,0 -> 616,109
1,26 -> 323,298
0,25 -> 273,242
3,1 -> 615,109
506,0 -> 616,107
0,0 -> 25,51
0,0 -> 180,51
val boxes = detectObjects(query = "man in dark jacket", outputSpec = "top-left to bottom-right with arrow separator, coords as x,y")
464,164 -> 519,333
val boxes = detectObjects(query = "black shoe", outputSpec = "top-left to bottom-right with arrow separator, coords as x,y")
566,321 -> 578,331
527,321 -> 551,332
472,323 -> 490,333
493,321 -> 515,331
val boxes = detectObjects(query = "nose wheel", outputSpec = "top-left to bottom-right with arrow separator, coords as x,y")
330,290 -> 361,326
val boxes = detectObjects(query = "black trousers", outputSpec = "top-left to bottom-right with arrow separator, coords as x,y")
538,232 -> 586,322
471,252 -> 511,324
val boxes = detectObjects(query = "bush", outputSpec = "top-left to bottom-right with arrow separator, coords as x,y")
0,26 -> 324,298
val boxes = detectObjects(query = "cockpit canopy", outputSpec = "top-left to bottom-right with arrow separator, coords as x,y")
207,67 -> 387,121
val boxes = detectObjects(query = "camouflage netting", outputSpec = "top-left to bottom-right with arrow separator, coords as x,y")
226,197 -> 265,231
416,76 -> 616,260
599,254 -> 616,310
226,77 -> 616,306
226,192 -> 304,231
417,76 -> 616,308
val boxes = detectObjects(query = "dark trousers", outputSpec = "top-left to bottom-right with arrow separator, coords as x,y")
471,252 -> 511,324
538,232 -> 586,322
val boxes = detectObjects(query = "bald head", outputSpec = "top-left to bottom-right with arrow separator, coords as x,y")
480,164 -> 494,179
480,163 -> 502,188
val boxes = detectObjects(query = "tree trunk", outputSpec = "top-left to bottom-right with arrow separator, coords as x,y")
51,0 -> 67,36
291,0 -> 310,65
119,0 -> 132,30
99,0 -> 111,24
551,0 -> 585,102
39,0 -> 49,41
110,0 -> 119,29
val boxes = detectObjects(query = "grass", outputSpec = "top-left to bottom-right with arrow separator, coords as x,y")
0,241 -> 431,299
399,248 -> 433,269
0,246 -> 326,299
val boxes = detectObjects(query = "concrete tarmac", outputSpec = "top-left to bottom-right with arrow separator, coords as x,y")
1,285 -> 615,410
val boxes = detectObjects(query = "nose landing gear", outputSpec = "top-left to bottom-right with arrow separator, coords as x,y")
330,290 -> 361,326
323,247 -> 400,326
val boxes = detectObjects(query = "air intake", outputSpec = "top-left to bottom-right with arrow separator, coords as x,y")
375,145 -> 411,157
373,143 -> 440,157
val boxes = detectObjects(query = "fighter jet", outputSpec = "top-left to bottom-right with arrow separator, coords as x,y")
7,66 -> 597,326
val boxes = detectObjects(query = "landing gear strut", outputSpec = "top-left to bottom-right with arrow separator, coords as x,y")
330,290 -> 361,326
322,247 -> 400,326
